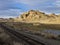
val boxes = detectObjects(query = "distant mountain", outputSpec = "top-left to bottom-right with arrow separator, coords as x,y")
14,10 -> 60,24
0,18 -> 8,22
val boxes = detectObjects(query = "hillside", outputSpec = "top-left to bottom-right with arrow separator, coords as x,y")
14,10 -> 60,24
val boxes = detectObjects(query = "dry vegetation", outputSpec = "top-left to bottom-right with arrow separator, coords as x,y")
5,22 -> 60,31
0,26 -> 13,45
5,22 -> 60,40
0,23 -> 28,45
0,22 -> 60,45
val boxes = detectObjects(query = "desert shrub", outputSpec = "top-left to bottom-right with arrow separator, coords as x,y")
44,34 -> 57,39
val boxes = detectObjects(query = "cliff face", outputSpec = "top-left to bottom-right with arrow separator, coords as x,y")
14,10 -> 60,24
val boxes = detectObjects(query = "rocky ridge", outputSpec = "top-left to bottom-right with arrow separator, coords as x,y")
14,10 -> 60,24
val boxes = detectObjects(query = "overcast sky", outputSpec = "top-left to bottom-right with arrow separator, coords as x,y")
0,0 -> 60,18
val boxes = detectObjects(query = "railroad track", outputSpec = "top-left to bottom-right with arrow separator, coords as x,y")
0,22 -> 46,45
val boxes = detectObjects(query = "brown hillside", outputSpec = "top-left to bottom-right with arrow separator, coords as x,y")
14,10 -> 60,24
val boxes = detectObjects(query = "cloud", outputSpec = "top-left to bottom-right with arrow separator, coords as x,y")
14,0 -> 49,6
0,0 -> 13,10
0,0 -> 50,10
0,0 -> 24,18
41,7 -> 60,14
54,0 -> 60,7
0,0 -> 60,18
0,9 -> 23,18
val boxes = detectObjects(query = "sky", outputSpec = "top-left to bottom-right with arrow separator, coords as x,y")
0,0 -> 60,18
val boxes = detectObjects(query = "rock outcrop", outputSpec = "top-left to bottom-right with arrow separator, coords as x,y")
14,10 -> 60,24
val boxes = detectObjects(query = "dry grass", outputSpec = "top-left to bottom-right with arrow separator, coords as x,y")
4,22 -> 60,39
5,22 -> 60,31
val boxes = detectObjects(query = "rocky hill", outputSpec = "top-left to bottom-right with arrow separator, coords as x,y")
14,10 -> 60,24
